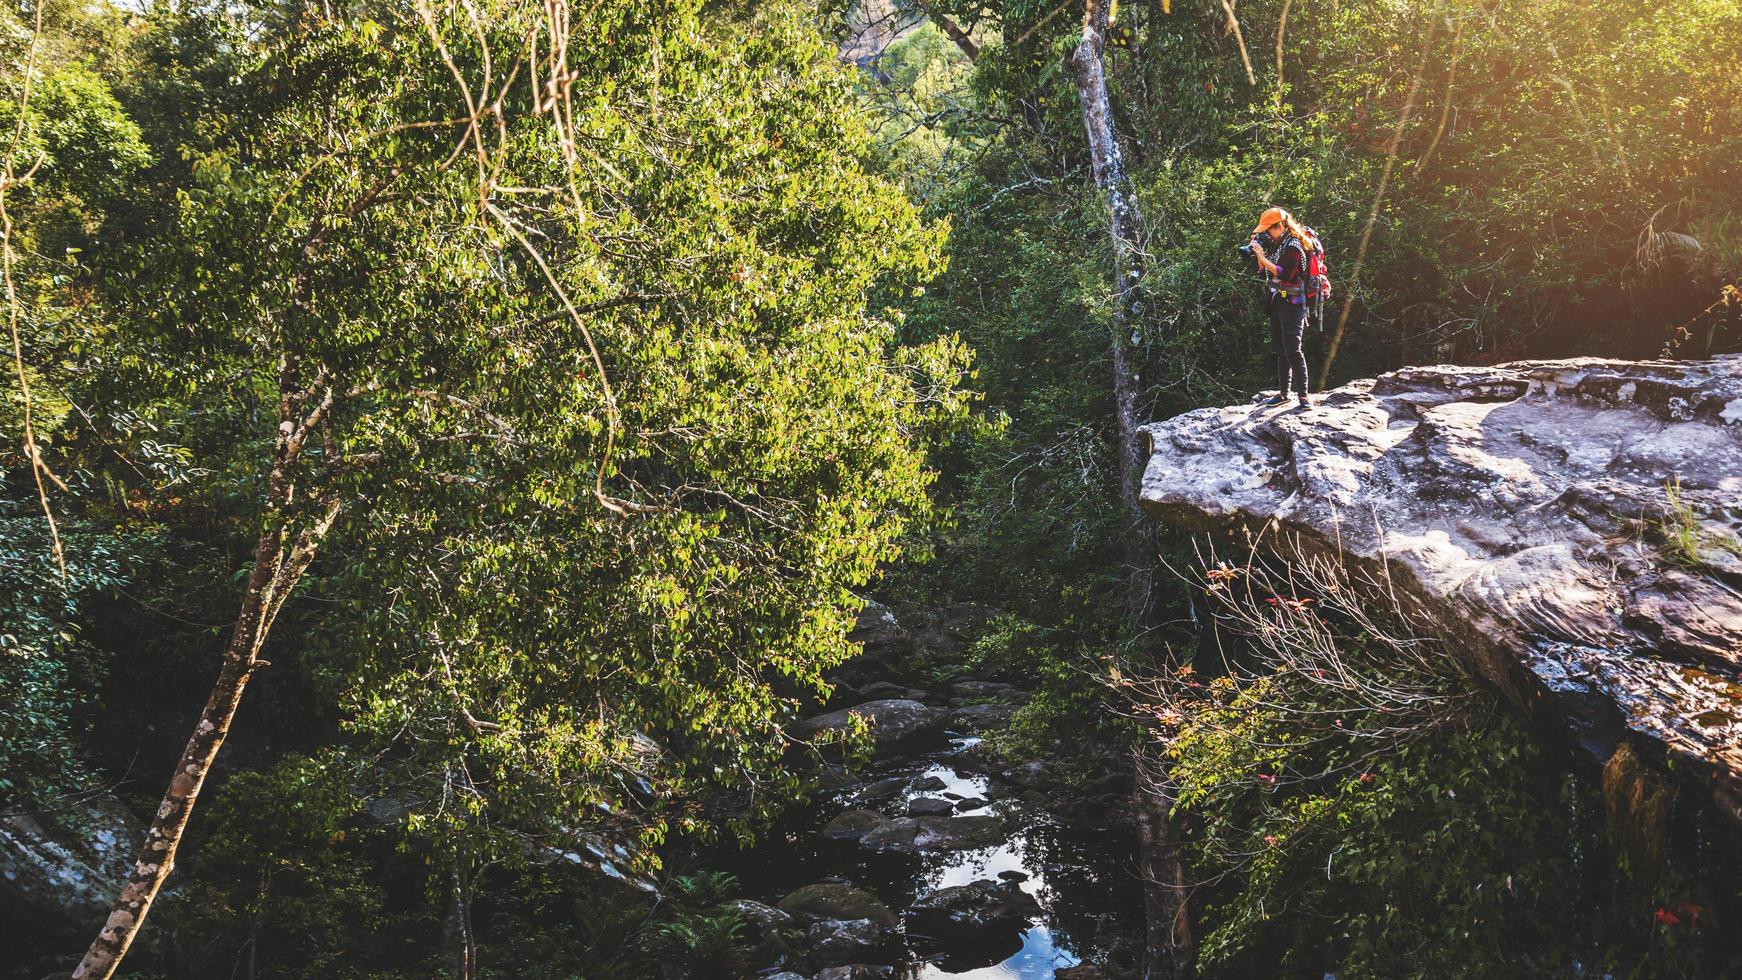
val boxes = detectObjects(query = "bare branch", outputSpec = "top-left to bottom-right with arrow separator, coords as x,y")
1217,0 -> 1257,86
2,0 -> 65,579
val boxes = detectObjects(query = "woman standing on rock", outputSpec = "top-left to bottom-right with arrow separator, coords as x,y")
1248,207 -> 1323,409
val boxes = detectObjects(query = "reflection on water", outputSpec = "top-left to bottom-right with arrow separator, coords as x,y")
913,926 -> 1080,978
718,733 -> 1140,978
903,756 -> 1083,976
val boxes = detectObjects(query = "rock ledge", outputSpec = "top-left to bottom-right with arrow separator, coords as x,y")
1139,355 -> 1742,818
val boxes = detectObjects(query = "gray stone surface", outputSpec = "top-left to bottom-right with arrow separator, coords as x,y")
778,882 -> 898,928
850,600 -> 905,647
823,809 -> 889,841
858,815 -> 1002,855
905,878 -> 1041,943
815,764 -> 861,792
906,797 -> 955,817
829,602 -> 915,692
855,776 -> 910,802
1139,355 -> 1742,818
807,917 -> 890,965
721,899 -> 794,967
723,897 -> 792,931
0,792 -> 139,934
789,699 -> 949,757
1005,759 -> 1056,788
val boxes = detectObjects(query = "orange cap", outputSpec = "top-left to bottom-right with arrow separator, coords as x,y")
1251,207 -> 1289,235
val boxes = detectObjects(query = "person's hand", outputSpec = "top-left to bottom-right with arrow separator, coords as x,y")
1250,239 -> 1276,273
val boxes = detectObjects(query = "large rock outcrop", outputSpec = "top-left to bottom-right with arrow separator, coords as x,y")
1139,356 -> 1742,819
0,793 -> 140,936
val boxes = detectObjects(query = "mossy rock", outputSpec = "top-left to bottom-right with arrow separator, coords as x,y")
778,883 -> 897,929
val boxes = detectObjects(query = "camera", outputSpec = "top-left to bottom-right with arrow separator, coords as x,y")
1237,234 -> 1264,260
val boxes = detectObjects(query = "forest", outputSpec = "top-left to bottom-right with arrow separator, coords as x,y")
2,0 -> 1740,977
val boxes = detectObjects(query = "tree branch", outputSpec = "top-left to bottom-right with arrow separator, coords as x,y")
913,0 -> 978,61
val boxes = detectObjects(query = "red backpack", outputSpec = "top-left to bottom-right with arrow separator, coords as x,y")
1289,228 -> 1332,330
1292,228 -> 1331,295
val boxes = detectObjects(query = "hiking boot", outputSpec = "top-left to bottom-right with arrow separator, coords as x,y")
1296,394 -> 1312,409
1264,393 -> 1289,406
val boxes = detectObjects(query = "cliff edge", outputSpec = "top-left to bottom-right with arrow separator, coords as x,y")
1139,356 -> 1742,819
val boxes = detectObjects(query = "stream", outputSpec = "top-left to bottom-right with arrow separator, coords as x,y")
711,726 -> 1143,979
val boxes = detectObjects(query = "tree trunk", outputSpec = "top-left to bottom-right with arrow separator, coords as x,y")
70,546 -> 276,979
1070,0 -> 1157,631
445,857 -> 477,980
1070,4 -> 1192,976
73,369 -> 338,980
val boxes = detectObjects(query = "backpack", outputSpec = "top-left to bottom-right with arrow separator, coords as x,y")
1287,228 -> 1333,331
1299,229 -> 1330,295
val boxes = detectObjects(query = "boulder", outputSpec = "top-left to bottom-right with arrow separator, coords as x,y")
723,897 -> 792,931
948,741 -> 1002,776
1004,759 -> 1057,788
777,882 -> 897,929
815,764 -> 861,792
822,809 -> 889,841
0,792 -> 140,935
904,878 -> 1041,945
806,917 -> 890,966
908,625 -> 963,660
539,831 -> 658,895
858,817 -> 923,854
1139,356 -> 1742,819
858,815 -> 1002,855
849,600 -> 905,647
855,776 -> 911,802
906,797 -> 955,817
829,603 -> 914,692
720,899 -> 794,967
789,700 -> 949,758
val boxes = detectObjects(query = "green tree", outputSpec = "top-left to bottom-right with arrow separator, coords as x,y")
0,0 -> 152,816
58,0 -> 968,973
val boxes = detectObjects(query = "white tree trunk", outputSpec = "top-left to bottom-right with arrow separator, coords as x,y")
1070,4 -> 1192,976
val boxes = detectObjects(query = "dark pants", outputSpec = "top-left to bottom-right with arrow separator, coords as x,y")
1269,298 -> 1309,396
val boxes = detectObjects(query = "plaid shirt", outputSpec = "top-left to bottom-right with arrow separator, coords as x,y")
1267,237 -> 1309,306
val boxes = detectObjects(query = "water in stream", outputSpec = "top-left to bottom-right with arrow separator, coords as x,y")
714,736 -> 1144,978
